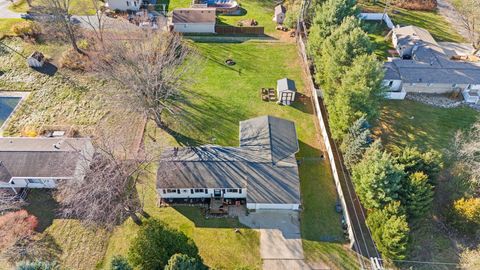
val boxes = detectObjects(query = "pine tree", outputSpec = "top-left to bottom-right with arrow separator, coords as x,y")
164,254 -> 204,270
340,116 -> 372,169
395,147 -> 443,178
405,172 -> 434,218
367,201 -> 410,260
352,142 -> 405,210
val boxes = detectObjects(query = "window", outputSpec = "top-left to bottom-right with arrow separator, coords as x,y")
134,1 -> 137,6
162,189 -> 166,194
27,179 -> 43,184
126,1 -> 130,6
388,81 -> 394,87
166,189 -> 177,193
204,189 -> 208,194
177,189 -> 180,194
239,189 -> 242,194
227,189 -> 238,193
194,189 -> 204,193
190,189 -> 194,194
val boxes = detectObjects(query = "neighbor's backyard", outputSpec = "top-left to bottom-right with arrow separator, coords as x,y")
375,100 -> 480,269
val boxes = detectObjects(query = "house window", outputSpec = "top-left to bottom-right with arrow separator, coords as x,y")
166,189 -> 177,193
134,1 -> 137,6
27,179 -> 43,184
177,189 -> 180,194
194,189 -> 204,193
162,189 -> 166,194
239,189 -> 242,194
191,189 -> 194,194
227,189 -> 238,193
204,189 -> 208,194
126,1 -> 130,6
388,81 -> 394,87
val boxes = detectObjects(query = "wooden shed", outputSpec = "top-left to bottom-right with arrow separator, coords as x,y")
277,78 -> 296,105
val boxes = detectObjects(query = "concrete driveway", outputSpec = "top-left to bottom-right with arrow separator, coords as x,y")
0,0 -> 21,18
240,210 -> 311,270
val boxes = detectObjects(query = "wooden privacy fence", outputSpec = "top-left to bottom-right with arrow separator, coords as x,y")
215,26 -> 264,35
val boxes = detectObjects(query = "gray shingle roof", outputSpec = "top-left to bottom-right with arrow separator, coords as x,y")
157,116 -> 301,205
0,138 -> 93,183
275,4 -> 286,15
276,78 -> 296,92
172,8 -> 216,24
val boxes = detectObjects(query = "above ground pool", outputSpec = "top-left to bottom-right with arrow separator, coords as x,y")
0,97 -> 21,127
199,0 -> 239,13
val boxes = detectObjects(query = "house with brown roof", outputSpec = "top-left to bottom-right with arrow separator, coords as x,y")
0,137 -> 94,194
171,8 -> 216,33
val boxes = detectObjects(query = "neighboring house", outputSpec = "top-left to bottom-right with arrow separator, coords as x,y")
277,78 -> 297,105
273,5 -> 286,24
384,25 -> 480,100
171,8 -> 216,33
0,137 -> 94,194
105,0 -> 141,11
157,115 -> 301,211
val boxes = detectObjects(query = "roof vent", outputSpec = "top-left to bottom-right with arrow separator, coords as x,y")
53,143 -> 60,150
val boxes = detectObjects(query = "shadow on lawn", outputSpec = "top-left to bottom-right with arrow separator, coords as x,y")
172,205 -> 248,229
25,190 -> 59,232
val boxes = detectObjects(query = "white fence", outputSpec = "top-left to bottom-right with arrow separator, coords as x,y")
359,13 -> 395,29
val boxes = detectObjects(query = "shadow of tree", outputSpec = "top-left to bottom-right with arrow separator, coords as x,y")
172,205 -> 248,229
25,190 -> 59,233
32,62 -> 58,77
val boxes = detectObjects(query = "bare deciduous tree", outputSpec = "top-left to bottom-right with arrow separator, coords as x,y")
54,134 -> 152,229
38,0 -> 82,53
80,0 -> 107,46
96,31 -> 199,128
453,121 -> 480,193
452,0 -> 480,55
0,190 -> 25,214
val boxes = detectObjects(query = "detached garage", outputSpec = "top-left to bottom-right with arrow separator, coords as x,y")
172,8 -> 216,33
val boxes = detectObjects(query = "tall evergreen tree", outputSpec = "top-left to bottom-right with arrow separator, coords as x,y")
405,172 -> 434,218
328,54 -> 385,138
307,0 -> 358,57
352,142 -> 405,210
340,116 -> 372,169
367,201 -> 410,260
164,254 -> 204,270
395,147 -> 443,178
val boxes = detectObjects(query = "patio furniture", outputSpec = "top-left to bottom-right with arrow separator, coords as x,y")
268,88 -> 277,101
261,88 -> 269,101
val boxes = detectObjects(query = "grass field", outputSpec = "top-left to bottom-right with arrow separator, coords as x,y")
7,0 -> 96,15
375,100 -> 480,269
0,19 -> 24,38
363,21 -> 393,60
359,0 -> 464,42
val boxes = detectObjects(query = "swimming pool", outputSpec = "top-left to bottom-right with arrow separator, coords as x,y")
0,97 -> 21,127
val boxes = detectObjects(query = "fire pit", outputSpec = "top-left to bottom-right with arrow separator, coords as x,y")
225,59 -> 236,66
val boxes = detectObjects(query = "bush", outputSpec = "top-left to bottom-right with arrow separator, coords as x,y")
128,219 -> 201,270
59,48 -> 90,71
164,254 -> 204,270
110,255 -> 132,270
0,210 -> 38,250
405,172 -> 434,217
394,147 -> 443,179
449,197 -> 480,234
11,21 -> 40,40
393,0 -> 437,11
16,261 -> 60,270
367,201 -> 410,260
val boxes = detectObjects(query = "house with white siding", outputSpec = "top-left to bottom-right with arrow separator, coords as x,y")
106,0 -> 142,11
157,116 -> 301,211
171,8 -> 216,33
0,137 -> 94,194
383,25 -> 480,100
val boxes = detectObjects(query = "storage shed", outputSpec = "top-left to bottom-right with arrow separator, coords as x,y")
273,5 -> 286,24
277,78 -> 296,105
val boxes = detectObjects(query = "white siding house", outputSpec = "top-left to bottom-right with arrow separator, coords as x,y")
157,116 -> 301,211
106,0 -> 141,11
171,8 -> 216,33
0,137 -> 94,193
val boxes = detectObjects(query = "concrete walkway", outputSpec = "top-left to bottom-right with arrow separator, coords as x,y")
0,0 -> 21,18
239,210 -> 311,270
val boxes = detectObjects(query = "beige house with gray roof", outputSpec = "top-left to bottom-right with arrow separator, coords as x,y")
0,137 -> 94,194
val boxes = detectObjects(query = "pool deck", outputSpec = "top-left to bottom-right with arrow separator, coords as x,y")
0,91 -> 30,135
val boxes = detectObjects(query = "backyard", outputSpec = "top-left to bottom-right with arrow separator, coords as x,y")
374,100 -> 480,269
359,0 -> 464,42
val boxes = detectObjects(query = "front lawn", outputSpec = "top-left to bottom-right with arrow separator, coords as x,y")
359,0 -> 464,42
0,19 -> 24,38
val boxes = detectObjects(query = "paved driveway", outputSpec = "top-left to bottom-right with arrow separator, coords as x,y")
0,0 -> 21,18
240,210 -> 311,270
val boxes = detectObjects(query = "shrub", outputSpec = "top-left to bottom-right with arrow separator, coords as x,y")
0,210 -> 38,250
394,146 -> 443,179
128,219 -> 201,270
405,172 -> 434,218
110,255 -> 132,270
164,253 -> 204,270
449,197 -> 480,234
59,48 -> 90,71
367,201 -> 410,260
340,116 -> 371,169
352,142 -> 405,210
11,21 -> 40,40
16,261 -> 60,270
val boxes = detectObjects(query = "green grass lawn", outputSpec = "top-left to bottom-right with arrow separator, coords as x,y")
375,100 -> 480,268
363,21 -> 393,60
8,0 -> 30,13
359,0 -> 464,42
0,18 -> 24,38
